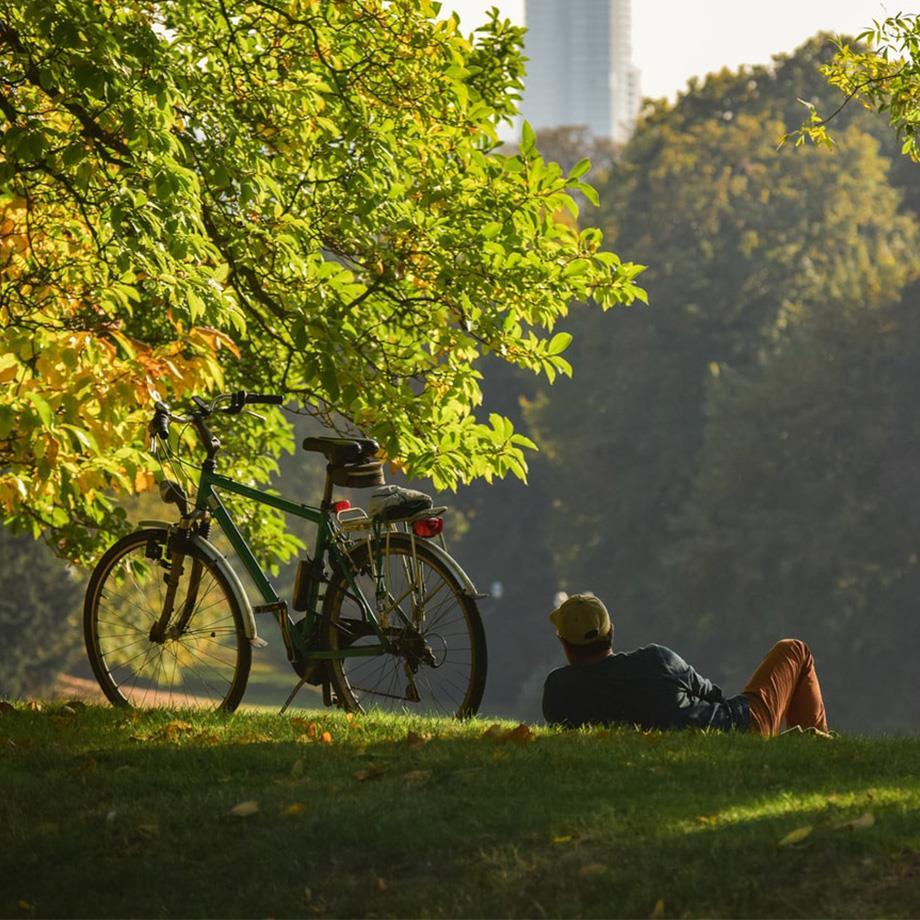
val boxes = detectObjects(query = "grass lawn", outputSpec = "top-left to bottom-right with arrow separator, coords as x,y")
1,703 -> 918,918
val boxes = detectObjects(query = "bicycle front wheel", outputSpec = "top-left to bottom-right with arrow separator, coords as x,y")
83,528 -> 251,711
323,533 -> 486,717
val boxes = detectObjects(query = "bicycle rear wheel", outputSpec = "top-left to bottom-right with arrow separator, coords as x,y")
322,533 -> 486,717
83,528 -> 251,710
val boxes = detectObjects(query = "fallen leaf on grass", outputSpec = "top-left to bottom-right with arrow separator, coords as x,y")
406,730 -> 431,746
577,863 -> 607,878
778,825 -> 813,847
354,765 -> 386,782
403,769 -> 432,784
25,700 -> 41,712
229,800 -> 260,817
235,731 -> 272,744
17,900 -> 33,912
321,731 -> 332,744
650,898 -> 665,918
835,811 -> 875,831
192,731 -> 222,746
552,835 -> 575,845
290,716 -> 311,732
482,722 -> 536,743
282,803 -> 304,817
163,719 -> 194,741
505,723 -> 536,744
696,815 -> 719,827
375,877 -> 388,892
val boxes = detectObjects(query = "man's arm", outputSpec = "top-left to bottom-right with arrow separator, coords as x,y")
658,646 -> 724,702
685,663 -> 724,703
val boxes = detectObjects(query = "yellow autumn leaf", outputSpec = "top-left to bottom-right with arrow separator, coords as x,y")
134,469 -> 155,493
321,730 -> 332,744
552,835 -> 574,845
577,863 -> 607,878
229,800 -> 260,817
650,898 -> 665,918
835,811 -> 875,831
778,825 -> 812,846
282,803 -> 304,817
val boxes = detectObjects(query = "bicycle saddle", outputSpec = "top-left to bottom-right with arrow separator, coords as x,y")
302,436 -> 379,466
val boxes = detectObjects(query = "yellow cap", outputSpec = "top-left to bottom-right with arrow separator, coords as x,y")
549,594 -> 611,645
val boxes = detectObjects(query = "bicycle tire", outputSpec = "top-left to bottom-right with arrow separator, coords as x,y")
84,528 -> 251,711
322,533 -> 486,717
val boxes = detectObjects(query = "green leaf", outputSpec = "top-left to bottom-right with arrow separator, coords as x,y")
548,332 -> 572,355
521,120 -> 536,156
26,392 -> 53,428
570,158 -> 591,179
563,259 -> 590,278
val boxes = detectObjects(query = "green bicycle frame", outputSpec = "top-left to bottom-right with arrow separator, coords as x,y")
193,466 -> 391,663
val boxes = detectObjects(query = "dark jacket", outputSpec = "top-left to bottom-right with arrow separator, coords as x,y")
542,643 -> 750,731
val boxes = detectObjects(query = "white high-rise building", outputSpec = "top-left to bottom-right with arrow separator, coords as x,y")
522,0 -> 641,144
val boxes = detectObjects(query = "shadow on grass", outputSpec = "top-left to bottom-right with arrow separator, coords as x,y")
1,710 -> 918,918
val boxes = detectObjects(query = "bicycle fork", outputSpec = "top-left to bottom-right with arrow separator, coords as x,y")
148,546 -> 206,644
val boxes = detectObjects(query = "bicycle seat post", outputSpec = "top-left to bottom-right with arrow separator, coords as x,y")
321,468 -> 335,510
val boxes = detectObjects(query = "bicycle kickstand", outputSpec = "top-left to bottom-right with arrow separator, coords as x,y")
279,677 -> 307,715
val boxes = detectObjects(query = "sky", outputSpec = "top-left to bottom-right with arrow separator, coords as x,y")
440,0 -> 895,101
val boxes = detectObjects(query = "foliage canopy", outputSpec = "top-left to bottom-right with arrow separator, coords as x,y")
791,14 -> 920,161
0,0 -> 644,562
523,37 -> 920,730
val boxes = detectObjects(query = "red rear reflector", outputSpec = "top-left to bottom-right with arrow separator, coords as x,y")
331,500 -> 351,513
412,517 -> 444,538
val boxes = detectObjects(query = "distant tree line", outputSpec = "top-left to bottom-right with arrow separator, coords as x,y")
455,35 -> 920,732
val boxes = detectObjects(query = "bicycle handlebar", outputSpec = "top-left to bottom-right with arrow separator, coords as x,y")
148,392 -> 283,455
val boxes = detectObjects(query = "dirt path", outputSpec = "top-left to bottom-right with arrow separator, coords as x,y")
54,673 -> 229,709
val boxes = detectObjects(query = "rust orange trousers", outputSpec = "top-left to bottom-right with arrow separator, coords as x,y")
742,639 -> 829,736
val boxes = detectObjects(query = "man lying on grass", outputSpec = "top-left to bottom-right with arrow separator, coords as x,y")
542,594 -> 831,737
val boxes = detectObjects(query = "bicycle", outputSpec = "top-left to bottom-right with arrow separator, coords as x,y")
82,391 -> 488,717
